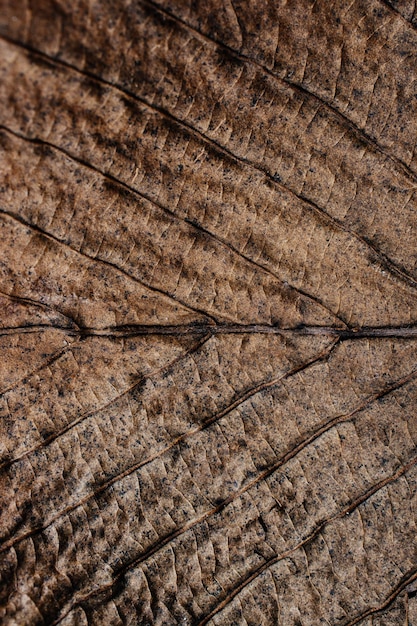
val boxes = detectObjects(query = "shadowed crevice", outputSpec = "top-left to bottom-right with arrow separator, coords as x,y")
2,322 -> 417,338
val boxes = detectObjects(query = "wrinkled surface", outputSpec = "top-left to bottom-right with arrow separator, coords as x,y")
0,0 -> 417,624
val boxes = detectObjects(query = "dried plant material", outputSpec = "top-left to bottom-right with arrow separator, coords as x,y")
0,0 -> 417,624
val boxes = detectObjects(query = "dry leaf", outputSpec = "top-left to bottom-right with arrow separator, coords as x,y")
0,0 -> 417,624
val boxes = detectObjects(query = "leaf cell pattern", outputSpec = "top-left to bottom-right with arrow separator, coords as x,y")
0,0 -> 417,624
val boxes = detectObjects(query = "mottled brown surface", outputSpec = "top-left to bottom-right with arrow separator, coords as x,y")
0,0 -> 417,624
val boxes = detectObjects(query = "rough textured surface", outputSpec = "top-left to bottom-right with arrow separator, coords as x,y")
0,0 -> 417,624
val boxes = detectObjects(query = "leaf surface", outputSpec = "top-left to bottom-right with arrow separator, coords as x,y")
0,1 -> 417,624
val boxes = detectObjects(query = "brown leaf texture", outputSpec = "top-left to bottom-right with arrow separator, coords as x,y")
0,0 -> 417,624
